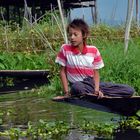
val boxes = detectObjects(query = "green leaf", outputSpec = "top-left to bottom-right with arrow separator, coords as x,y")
136,110 -> 140,117
0,63 -> 5,69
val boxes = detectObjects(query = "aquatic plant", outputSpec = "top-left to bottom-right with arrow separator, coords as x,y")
0,120 -> 70,140
0,108 -> 140,140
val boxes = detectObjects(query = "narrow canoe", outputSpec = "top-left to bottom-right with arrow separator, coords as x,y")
0,70 -> 49,79
0,78 -> 49,94
53,94 -> 140,116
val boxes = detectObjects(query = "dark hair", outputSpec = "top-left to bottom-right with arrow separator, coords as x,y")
67,18 -> 89,41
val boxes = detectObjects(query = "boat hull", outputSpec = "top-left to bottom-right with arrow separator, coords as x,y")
0,70 -> 49,79
53,94 -> 140,116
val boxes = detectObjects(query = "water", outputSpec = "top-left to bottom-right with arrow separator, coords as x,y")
0,92 -> 140,139
0,92 -> 120,139
0,93 -> 119,125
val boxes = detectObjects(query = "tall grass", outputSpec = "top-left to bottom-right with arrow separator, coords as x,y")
97,40 -> 140,94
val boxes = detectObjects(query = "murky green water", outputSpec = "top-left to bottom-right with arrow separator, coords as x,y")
0,93 -> 119,125
0,91 -> 121,139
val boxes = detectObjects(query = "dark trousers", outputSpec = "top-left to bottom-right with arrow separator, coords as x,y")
70,77 -> 135,97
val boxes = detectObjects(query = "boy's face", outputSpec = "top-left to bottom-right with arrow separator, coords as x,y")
68,27 -> 84,47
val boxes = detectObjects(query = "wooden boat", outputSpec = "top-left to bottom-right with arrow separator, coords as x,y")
0,70 -> 50,94
0,70 -> 49,79
0,78 -> 49,94
52,94 -> 140,116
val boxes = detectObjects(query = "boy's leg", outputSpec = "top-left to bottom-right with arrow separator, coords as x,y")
70,78 -> 135,97
100,82 -> 135,97
70,77 -> 95,96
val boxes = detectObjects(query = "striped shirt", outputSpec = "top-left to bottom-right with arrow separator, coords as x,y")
55,44 -> 104,83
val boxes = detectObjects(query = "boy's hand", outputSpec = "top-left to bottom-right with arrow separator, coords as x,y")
94,90 -> 104,99
64,91 -> 71,97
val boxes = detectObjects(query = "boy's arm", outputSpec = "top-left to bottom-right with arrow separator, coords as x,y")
93,69 -> 104,98
60,66 -> 69,96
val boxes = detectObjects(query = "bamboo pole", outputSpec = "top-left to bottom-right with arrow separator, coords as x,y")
91,0 -> 97,24
124,0 -> 134,54
1,9 -> 9,50
136,0 -> 139,27
94,0 -> 97,24
50,4 -> 54,38
57,0 -> 68,43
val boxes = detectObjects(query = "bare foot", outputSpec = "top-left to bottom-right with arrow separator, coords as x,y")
84,92 -> 106,99
52,95 -> 70,100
